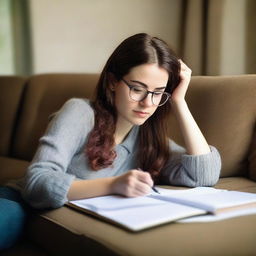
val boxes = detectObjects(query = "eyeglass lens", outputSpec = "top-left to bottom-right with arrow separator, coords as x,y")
130,87 -> 169,106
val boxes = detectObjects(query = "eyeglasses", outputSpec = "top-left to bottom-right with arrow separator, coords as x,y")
121,78 -> 171,106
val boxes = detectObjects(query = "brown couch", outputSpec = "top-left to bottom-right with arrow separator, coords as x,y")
1,74 -> 256,256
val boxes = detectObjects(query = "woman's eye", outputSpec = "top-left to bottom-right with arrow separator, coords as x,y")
132,87 -> 144,93
154,92 -> 163,96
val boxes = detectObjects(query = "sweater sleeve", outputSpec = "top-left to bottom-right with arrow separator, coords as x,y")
21,98 -> 94,209
160,140 -> 222,187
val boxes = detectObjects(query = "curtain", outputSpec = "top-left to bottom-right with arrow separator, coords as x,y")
0,0 -> 32,75
0,0 -> 14,74
11,0 -> 33,75
180,0 -> 256,75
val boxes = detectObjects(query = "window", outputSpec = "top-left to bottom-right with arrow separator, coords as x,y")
0,0 -> 14,75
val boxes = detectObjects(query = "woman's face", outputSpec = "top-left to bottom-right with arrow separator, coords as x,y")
112,63 -> 169,130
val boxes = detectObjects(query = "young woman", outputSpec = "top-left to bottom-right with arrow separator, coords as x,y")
0,33 -> 221,249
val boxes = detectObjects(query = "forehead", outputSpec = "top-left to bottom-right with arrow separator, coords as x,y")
127,63 -> 169,88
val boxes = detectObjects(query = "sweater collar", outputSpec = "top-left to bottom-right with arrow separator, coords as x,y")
118,125 -> 139,154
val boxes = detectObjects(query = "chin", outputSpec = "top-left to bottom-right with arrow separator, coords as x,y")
130,118 -> 148,126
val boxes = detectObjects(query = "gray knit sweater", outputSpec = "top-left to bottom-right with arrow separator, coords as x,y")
21,98 -> 221,209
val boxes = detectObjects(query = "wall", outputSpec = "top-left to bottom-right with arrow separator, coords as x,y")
29,0 -> 182,74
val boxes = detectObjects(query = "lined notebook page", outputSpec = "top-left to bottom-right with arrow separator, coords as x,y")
68,187 -> 206,231
151,188 -> 256,213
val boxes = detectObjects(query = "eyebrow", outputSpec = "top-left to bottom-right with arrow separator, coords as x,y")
130,80 -> 166,90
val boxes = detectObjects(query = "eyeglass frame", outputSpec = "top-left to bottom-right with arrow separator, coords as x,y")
121,78 -> 171,106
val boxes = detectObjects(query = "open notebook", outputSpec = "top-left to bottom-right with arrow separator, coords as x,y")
67,187 -> 256,232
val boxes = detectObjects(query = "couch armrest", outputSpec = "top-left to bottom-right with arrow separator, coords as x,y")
0,156 -> 29,185
0,76 -> 27,156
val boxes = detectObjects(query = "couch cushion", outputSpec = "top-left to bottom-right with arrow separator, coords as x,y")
214,176 -> 256,193
0,157 -> 29,185
0,76 -> 27,156
26,177 -> 256,256
12,74 -> 99,161
168,75 -> 256,178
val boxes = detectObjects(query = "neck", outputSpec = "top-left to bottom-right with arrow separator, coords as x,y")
115,119 -> 133,145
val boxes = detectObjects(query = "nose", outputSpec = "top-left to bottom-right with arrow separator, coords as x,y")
139,93 -> 153,107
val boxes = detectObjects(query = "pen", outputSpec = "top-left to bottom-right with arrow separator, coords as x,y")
151,186 -> 160,194
137,168 -> 160,194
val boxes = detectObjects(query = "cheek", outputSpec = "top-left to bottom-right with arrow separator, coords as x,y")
148,106 -> 159,117
114,88 -> 132,109
116,99 -> 134,115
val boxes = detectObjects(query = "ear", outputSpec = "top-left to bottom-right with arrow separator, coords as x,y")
108,72 -> 117,91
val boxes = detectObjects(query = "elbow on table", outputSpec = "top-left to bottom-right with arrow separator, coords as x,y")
180,145 -> 222,188
194,148 -> 222,187
192,165 -> 221,187
193,174 -> 220,187
22,184 -> 65,209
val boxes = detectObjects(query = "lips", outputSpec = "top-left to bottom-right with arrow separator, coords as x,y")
133,110 -> 150,118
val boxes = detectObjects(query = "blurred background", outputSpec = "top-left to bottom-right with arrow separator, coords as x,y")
0,0 -> 255,76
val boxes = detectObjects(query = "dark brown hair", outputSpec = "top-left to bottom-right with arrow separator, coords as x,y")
86,33 -> 180,181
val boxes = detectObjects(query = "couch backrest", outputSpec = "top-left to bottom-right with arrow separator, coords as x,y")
8,74 -> 256,179
0,76 -> 27,156
11,74 -> 99,161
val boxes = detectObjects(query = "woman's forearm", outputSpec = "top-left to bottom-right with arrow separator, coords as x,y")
67,177 -> 115,200
67,170 -> 154,201
171,99 -> 211,155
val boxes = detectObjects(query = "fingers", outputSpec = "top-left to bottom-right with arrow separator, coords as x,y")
125,170 -> 153,197
113,170 -> 154,197
131,172 -> 154,197
179,59 -> 192,74
171,59 -> 192,102
136,170 -> 154,187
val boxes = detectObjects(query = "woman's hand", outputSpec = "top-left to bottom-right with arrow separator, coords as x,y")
171,60 -> 192,104
111,170 -> 153,197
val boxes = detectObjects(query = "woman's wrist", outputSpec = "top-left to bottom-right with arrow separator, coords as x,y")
170,97 -> 211,155
68,177 -> 117,200
108,176 -> 118,194
170,98 -> 187,110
